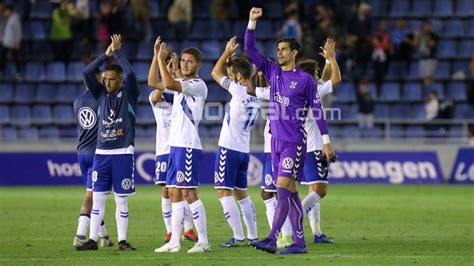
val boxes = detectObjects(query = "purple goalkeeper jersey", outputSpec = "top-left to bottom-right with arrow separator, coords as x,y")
244,29 -> 329,144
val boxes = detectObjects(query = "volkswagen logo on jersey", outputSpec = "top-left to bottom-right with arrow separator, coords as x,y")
121,178 -> 133,190
78,107 -> 97,129
177,171 -> 185,183
282,157 -> 294,170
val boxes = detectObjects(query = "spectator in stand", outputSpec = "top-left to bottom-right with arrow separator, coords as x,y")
415,20 -> 439,87
390,19 -> 415,75
50,0 -> 77,62
278,3 -> 303,43
311,4 -> 335,53
130,0 -> 151,41
167,0 -> 192,42
210,0 -> 231,39
357,79 -> 374,129
0,4 -> 22,80
97,0 -> 124,51
424,91 -> 439,121
371,19 -> 391,93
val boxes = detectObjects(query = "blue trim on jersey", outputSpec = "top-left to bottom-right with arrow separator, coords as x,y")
127,104 -> 136,117
180,97 -> 195,125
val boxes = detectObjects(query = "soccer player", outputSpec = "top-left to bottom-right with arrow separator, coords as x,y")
76,34 -> 138,251
73,82 -> 113,249
210,37 -> 260,247
245,7 -> 336,254
154,41 -> 210,253
298,38 -> 341,244
147,37 -> 198,244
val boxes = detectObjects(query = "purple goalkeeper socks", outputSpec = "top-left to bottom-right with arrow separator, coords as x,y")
267,187 -> 291,241
289,192 -> 306,247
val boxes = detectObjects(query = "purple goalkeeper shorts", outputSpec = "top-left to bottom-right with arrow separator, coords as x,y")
271,137 -> 306,181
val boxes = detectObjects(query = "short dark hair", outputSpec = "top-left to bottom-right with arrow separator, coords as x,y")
182,47 -> 202,64
297,59 -> 319,77
104,64 -> 123,75
277,38 -> 301,53
229,57 -> 252,80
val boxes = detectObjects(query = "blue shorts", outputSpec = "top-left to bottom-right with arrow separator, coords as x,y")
166,147 -> 202,189
271,138 -> 306,181
214,146 -> 249,190
91,154 -> 136,196
301,150 -> 329,184
260,153 -> 277,192
155,154 -> 169,185
78,153 -> 94,191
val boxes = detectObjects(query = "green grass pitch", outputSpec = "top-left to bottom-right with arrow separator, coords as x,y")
0,185 -> 472,265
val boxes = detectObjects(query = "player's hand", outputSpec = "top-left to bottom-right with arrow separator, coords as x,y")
111,34 -> 122,52
170,52 -> 181,77
249,7 -> 263,21
322,143 -> 336,163
105,43 -> 113,57
158,42 -> 170,61
153,36 -> 161,57
224,36 -> 239,55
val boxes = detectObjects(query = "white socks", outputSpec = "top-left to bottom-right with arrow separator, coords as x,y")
89,192 -> 107,242
189,199 -> 208,245
115,195 -> 129,242
169,201 -> 186,246
263,197 -> 277,229
309,203 -> 322,236
183,203 -> 194,231
161,197 -> 172,233
237,196 -> 258,240
76,215 -> 90,236
219,196 -> 245,240
302,191 -> 320,215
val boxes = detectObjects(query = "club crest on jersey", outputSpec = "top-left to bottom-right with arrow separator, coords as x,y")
290,81 -> 298,89
176,171 -> 185,183
265,174 -> 273,186
282,157 -> 294,170
78,107 -> 97,129
121,178 -> 133,190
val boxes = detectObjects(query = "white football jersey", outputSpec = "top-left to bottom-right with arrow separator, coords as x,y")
149,91 -> 172,156
218,77 -> 261,153
306,80 -> 333,152
256,86 -> 271,153
167,78 -> 207,149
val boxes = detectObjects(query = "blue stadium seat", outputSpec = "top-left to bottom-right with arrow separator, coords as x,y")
447,125 -> 465,139
190,21 -> 211,40
11,105 -> 32,125
405,125 -> 425,138
149,1 -> 161,18
39,126 -> 60,140
180,40 -> 201,51
0,84 -> 14,103
411,103 -> 426,119
67,62 -> 85,82
434,61 -> 450,79
451,61 -> 469,76
342,125 -> 361,140
257,20 -> 275,39
368,83 -> 379,99
430,19 -> 444,33
119,42 -> 138,60
232,20 -> 248,39
408,62 -> 420,79
389,125 -> 404,139
455,0 -> 474,16
386,61 -> 405,79
136,41 -> 154,60
454,104 -> 473,119
333,82 -> 356,102
206,83 -> 231,102
458,40 -> 474,58
466,19 -> 474,37
14,83 -> 35,103
3,63 -> 17,81
425,83 -> 445,99
56,83 -> 79,103
403,82 -> 423,101
389,104 -> 410,119
30,41 -> 53,61
263,40 -> 276,59
375,103 -> 389,119
446,82 -> 467,101
444,19 -> 465,37
17,126 -> 39,141
25,62 -> 45,82
436,40 -> 456,59
0,105 -> 10,123
390,0 -> 409,17
202,40 -> 222,61
136,104 -> 154,123
199,62 -> 213,81
55,62 -> 74,84
135,125 -> 148,139
132,63 -> 150,82
30,1 -> 54,19
433,0 -> 453,17
380,82 -> 400,101
364,126 -> 384,139
265,2 -> 283,19
32,104 -> 53,124
1,126 -> 17,141
61,125 -> 77,139
52,105 -> 75,124
29,20 -> 47,40
165,41 -> 181,53
370,0 -> 388,16
410,0 -> 432,17
35,83 -> 57,103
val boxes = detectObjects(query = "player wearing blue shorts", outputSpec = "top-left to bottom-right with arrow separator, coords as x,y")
73,85 -> 113,249
76,35 -> 138,251
210,37 -> 261,247
148,37 -> 198,244
245,8 -> 336,254
154,41 -> 210,253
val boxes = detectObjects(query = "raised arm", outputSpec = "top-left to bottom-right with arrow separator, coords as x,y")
211,36 -> 239,85
157,42 -> 183,92
244,7 -> 275,78
83,48 -> 109,99
110,35 -> 135,78
148,37 -> 166,92
320,38 -> 341,87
